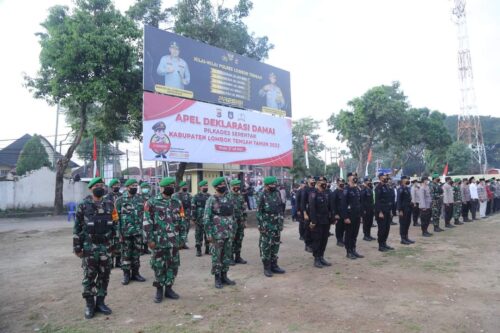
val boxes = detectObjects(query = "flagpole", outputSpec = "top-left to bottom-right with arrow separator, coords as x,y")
303,135 -> 310,169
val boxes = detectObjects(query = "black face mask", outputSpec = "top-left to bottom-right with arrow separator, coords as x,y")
216,186 -> 227,193
202,188 -> 208,193
353,177 -> 358,183
339,183 -> 345,188
382,178 -> 388,183
269,186 -> 277,192
93,187 -> 105,198
182,188 -> 188,192
113,187 -> 120,193
367,183 -> 373,188
163,187 -> 174,196
320,184 -> 327,189
129,188 -> 138,195
310,183 -> 316,187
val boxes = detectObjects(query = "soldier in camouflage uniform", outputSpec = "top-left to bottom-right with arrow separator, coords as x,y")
429,173 -> 445,232
191,180 -> 211,257
172,180 -> 192,249
453,178 -> 464,225
116,179 -> 146,285
144,177 -> 183,303
203,177 -> 236,289
257,176 -> 286,277
73,177 -> 117,319
140,182 -> 152,254
105,178 -> 122,268
227,179 -> 248,265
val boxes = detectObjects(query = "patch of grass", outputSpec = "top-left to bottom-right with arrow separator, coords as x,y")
369,259 -> 389,267
143,324 -> 198,333
38,323 -> 90,333
384,246 -> 423,259
28,312 -> 40,321
288,322 -> 301,332
420,260 -> 458,273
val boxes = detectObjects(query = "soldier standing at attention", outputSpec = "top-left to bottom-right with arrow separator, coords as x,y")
301,176 -> 316,253
375,173 -> 395,252
453,178 -> 464,225
257,176 -> 286,277
74,177 -> 117,319
340,172 -> 364,259
361,176 -> 376,241
140,182 -> 152,254
173,181 -> 192,249
410,179 -> 421,226
430,174 -> 445,232
116,179 -> 146,285
106,178 -> 122,268
397,176 -> 415,245
417,177 -> 433,237
331,178 -> 346,247
227,179 -> 248,265
442,177 -> 456,229
204,177 -> 236,288
191,180 -> 211,257
295,181 -> 306,241
308,176 -> 333,268
144,177 -> 183,303
460,178 -> 471,222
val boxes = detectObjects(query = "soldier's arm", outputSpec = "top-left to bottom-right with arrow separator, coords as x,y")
203,197 -> 214,239
308,192 -> 317,224
396,188 -> 403,211
143,200 -> 155,244
374,186 -> 381,214
339,190 -> 349,220
241,197 -> 248,220
73,202 -> 85,255
190,195 -> 197,220
256,193 -> 264,227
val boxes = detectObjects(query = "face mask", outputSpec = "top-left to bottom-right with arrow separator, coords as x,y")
129,188 -> 138,195
216,186 -> 227,193
320,183 -> 327,189
269,186 -> 277,192
310,183 -> 316,187
142,189 -> 149,194
182,188 -> 188,192
233,187 -> 240,192
368,183 -> 373,188
353,177 -> 358,183
113,187 -> 120,193
93,187 -> 105,198
163,187 -> 174,196
339,183 -> 345,188
382,178 -> 388,183
202,188 -> 208,193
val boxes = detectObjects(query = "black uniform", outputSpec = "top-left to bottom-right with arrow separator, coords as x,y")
308,189 -> 332,259
296,187 -> 305,239
397,185 -> 412,241
375,183 -> 393,247
360,185 -> 375,238
389,185 -> 397,225
331,187 -> 345,244
300,185 -> 316,248
340,185 -> 362,254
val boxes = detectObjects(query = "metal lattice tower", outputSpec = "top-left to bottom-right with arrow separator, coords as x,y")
452,0 -> 487,173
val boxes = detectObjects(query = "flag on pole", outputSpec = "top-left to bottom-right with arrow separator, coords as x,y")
303,135 -> 310,169
442,163 -> 448,177
93,137 -> 99,177
365,149 -> 373,176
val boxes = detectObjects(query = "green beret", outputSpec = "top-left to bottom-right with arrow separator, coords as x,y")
432,173 -> 440,180
453,178 -> 461,182
179,181 -> 187,187
88,177 -> 104,189
264,176 -> 277,185
108,178 -> 120,187
140,182 -> 151,188
198,180 -> 208,187
230,179 -> 241,186
124,178 -> 138,187
212,177 -> 226,187
159,177 -> 175,187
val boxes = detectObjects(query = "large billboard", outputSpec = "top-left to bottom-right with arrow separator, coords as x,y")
143,92 -> 292,167
143,25 -> 292,117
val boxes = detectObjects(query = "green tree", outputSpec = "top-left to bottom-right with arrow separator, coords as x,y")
446,141 -> 473,175
16,135 -> 51,176
25,0 -> 142,214
290,117 -> 325,180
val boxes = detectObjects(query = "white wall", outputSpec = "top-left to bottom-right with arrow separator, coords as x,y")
0,167 -> 88,210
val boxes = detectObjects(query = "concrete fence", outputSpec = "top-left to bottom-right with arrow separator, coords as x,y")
0,167 -> 88,210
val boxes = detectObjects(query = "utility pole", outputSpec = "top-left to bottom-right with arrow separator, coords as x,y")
138,141 -> 143,180
126,149 -> 129,177
53,103 -> 60,167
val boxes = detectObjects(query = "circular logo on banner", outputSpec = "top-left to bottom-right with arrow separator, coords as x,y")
150,121 -> 171,158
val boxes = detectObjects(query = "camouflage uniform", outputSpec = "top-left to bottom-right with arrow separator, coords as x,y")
116,192 -> 144,272
227,190 -> 247,258
453,184 -> 462,222
172,191 -> 192,245
144,194 -> 183,288
105,191 -> 122,264
74,195 -> 117,298
203,194 -> 234,275
191,191 -> 211,249
257,189 -> 284,265
429,181 -> 443,228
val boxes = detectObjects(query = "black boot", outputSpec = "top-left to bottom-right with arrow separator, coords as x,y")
154,286 -> 163,303
114,256 -> 121,268
121,270 -> 130,285
336,240 -> 345,247
221,272 -> 236,285
228,254 -> 236,266
215,274 -> 223,288
305,245 -> 313,253
445,223 -> 455,228
84,297 -> 95,319
320,257 -> 332,266
405,236 -> 415,244
95,296 -> 112,315
314,257 -> 323,268
196,245 -> 202,257
401,238 -> 411,245
413,222 -> 421,227
346,251 -> 357,259
378,245 -> 388,252
263,261 -> 273,277
131,269 -> 146,282
352,249 -> 364,258
205,244 -> 210,255
164,286 -> 180,299
383,243 -> 395,250
422,231 -> 433,237
235,253 -> 247,264
434,225 -> 444,232
363,235 -> 372,241
271,260 -> 286,274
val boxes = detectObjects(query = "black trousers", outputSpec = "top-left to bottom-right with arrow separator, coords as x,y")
376,210 -> 392,245
312,223 -> 331,258
486,200 -> 491,215
297,213 -> 305,239
495,198 -> 500,213
444,204 -> 454,224
470,199 -> 478,219
362,209 -> 374,237
461,201 -> 470,220
399,207 -> 412,239
344,215 -> 360,252
420,209 -> 431,232
335,218 -> 345,242
304,218 -> 313,246
411,203 -> 420,224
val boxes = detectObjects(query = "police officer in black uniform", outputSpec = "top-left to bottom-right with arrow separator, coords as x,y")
397,175 -> 415,245
361,176 -> 376,241
375,173 -> 395,252
295,181 -> 306,241
309,176 -> 333,268
301,176 -> 316,253
331,178 -> 346,247
340,172 -> 364,260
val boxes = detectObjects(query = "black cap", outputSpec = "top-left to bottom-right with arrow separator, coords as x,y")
401,175 -> 408,180
317,176 -> 327,182
378,172 -> 385,178
363,176 -> 371,182
346,172 -> 353,178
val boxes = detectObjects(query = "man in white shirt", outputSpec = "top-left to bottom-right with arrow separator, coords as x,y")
442,177 -> 456,228
468,177 -> 479,220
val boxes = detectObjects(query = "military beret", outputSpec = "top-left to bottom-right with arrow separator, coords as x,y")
230,179 -> 241,186
198,180 -> 208,187
88,177 -> 104,189
212,177 -> 226,187
378,172 -> 385,178
140,182 -> 151,188
124,178 -> 138,187
453,178 -> 461,182
264,176 -> 277,185
179,181 -> 187,187
108,178 -> 119,187
159,177 -> 175,187
432,173 -> 440,180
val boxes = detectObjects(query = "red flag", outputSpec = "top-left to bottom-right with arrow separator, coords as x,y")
303,135 -> 308,152
367,149 -> 373,163
93,137 -> 99,177
442,163 -> 448,176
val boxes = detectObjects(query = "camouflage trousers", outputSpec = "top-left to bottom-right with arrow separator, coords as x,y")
194,220 -> 208,247
259,228 -> 281,263
150,247 -> 179,287
232,220 -> 245,255
180,219 -> 191,245
111,236 -> 121,257
431,201 -> 442,227
120,234 -> 142,271
210,238 -> 232,275
81,248 -> 111,298
453,202 -> 462,220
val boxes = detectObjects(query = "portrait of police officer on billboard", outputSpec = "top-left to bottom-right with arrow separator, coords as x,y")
259,72 -> 285,110
156,41 -> 191,90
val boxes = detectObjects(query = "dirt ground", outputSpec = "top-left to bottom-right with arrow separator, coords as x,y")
1,214 -> 500,333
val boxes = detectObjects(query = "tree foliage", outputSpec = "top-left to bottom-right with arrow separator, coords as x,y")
446,141 -> 473,175
16,135 -> 51,176
290,118 -> 325,180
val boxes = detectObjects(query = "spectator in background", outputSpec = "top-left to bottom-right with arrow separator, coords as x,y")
246,182 -> 256,210
279,185 -> 287,216
469,177 -> 479,220
291,185 -> 298,221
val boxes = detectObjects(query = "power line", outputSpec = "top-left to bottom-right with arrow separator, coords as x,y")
0,133 -> 71,142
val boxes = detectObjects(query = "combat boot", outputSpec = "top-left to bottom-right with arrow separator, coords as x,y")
215,274 -> 223,288
205,244 -> 210,254
271,260 -> 286,274
228,254 -> 236,266
454,219 -> 463,225
121,270 -> 130,285
378,245 -> 388,252
314,257 -> 323,268
305,245 -> 313,253
221,272 -> 236,285
114,256 -> 121,268
383,243 -> 395,250
405,235 -> 415,244
413,222 -> 421,227
154,286 -> 163,303
434,225 -> 444,232
422,231 -> 433,237
363,235 -> 373,241
196,245 -> 202,257
263,261 -> 273,277
95,296 -> 112,315
346,251 -> 357,259
352,249 -> 364,258
401,238 -> 411,245
445,223 -> 455,228
131,269 -> 146,282
319,257 -> 332,266
84,297 -> 95,319
234,252 -> 247,264
164,286 -> 180,299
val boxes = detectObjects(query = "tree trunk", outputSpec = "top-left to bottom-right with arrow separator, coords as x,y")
53,105 -> 87,215
175,162 -> 187,184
